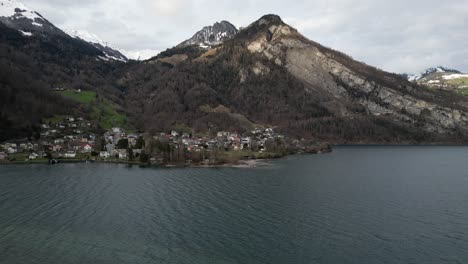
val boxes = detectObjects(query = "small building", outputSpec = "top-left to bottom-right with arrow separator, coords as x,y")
112,127 -> 123,134
105,143 -> 115,153
0,152 -> 7,160
81,144 -> 93,153
100,151 -> 111,158
7,147 -> 17,154
29,153 -> 39,160
64,151 -> 76,158
171,131 -> 180,138
53,145 -> 63,152
117,149 -> 128,159
217,132 -> 229,138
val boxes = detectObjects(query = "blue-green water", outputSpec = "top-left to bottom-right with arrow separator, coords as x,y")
0,146 -> 467,264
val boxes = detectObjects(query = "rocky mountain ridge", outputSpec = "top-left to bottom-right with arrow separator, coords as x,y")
177,20 -> 238,48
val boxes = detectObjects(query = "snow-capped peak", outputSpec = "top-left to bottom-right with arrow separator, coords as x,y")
407,66 -> 462,82
177,20 -> 238,48
0,0 -> 42,21
65,29 -> 109,48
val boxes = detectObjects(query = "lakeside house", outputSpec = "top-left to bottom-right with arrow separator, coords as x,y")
116,149 -> 128,159
28,153 -> 39,160
7,147 -> 17,154
0,152 -> 7,160
81,143 -> 93,153
64,151 -> 76,158
100,151 -> 111,158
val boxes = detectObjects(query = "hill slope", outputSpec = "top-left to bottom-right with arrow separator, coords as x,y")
0,2 -> 129,139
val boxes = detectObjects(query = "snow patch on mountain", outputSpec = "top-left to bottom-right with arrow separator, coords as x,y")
442,73 -> 468,80
18,29 -> 31,36
0,0 -> 41,20
65,29 -> 109,48
65,29 -> 128,62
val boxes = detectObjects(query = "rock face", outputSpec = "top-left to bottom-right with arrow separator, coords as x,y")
177,20 -> 238,48
241,15 -> 468,135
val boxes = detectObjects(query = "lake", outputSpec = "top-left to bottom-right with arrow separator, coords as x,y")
0,146 -> 467,264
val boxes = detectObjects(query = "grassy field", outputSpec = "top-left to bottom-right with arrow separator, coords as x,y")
45,115 -> 69,124
59,90 -> 97,104
55,90 -> 130,130
446,77 -> 468,96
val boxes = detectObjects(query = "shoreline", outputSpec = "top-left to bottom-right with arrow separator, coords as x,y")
0,157 -> 275,168
3,144 -> 468,167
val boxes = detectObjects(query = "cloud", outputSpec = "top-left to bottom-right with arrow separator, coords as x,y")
21,0 -> 468,73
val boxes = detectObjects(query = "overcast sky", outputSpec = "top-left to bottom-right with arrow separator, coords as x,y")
22,0 -> 468,73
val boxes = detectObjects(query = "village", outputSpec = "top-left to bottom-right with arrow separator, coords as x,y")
0,115 -> 329,166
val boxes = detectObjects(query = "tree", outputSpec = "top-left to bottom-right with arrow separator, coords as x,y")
139,151 -> 149,163
128,148 -> 134,161
135,136 -> 145,149
116,138 -> 129,149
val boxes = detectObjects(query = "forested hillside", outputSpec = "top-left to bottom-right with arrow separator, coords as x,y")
0,23 -> 128,140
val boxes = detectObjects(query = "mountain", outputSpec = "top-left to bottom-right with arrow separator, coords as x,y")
407,66 -> 468,95
0,0 -> 68,37
2,10 -> 468,144
408,66 -> 462,81
65,29 -> 128,62
121,15 -> 468,144
0,0 -> 127,62
122,49 -> 161,61
177,20 -> 238,48
0,1 -> 129,140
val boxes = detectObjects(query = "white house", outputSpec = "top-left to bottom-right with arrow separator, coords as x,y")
82,144 -> 93,153
0,152 -> 7,160
171,131 -> 180,137
112,127 -> 123,133
64,151 -> 76,158
29,153 -> 39,160
117,149 -> 128,159
100,151 -> 111,158
7,147 -> 17,154
217,132 -> 229,138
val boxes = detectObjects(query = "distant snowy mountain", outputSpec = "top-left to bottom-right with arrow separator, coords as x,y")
407,66 -> 468,95
122,49 -> 161,61
408,66 -> 462,82
65,29 -> 127,62
0,0 -> 66,36
177,20 -> 238,48
0,0 -> 127,62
